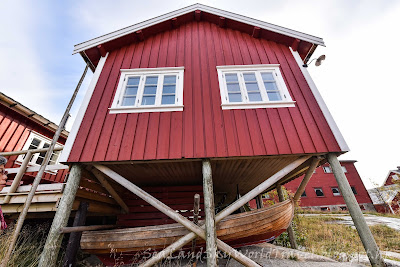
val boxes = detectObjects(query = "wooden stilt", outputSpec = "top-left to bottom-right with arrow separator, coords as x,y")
293,157 -> 321,201
276,184 -> 298,249
202,159 -> 218,266
327,153 -> 385,267
63,201 -> 89,267
94,164 -> 260,267
135,156 -> 311,266
38,164 -> 83,267
191,194 -> 200,253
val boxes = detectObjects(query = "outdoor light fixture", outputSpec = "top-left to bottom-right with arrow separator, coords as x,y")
303,55 -> 326,68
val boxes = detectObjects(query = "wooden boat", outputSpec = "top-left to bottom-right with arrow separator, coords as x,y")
80,199 -> 294,255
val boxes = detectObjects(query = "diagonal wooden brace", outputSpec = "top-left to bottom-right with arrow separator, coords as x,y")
140,156 -> 311,266
93,164 -> 260,266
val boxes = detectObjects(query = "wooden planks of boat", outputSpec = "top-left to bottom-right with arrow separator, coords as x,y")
80,199 -> 294,255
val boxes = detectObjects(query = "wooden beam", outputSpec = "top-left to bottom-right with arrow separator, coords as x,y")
219,17 -> 226,28
195,10 -> 201,21
202,159 -> 218,266
136,30 -> 144,41
93,165 -> 260,267
0,146 -> 63,157
252,26 -> 261,38
63,201 -> 89,267
327,153 -> 385,267
293,157 -> 321,201
2,151 -> 32,204
60,224 -> 116,234
191,193 -> 200,253
6,163 -> 68,174
91,168 -> 130,213
140,156 -> 310,266
291,39 -> 301,52
276,184 -> 297,249
38,165 -> 83,267
171,17 -> 178,28
97,45 -> 107,57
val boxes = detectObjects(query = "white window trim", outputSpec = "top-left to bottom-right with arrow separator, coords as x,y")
331,187 -> 341,196
109,67 -> 184,114
16,131 -> 63,174
216,64 -> 295,110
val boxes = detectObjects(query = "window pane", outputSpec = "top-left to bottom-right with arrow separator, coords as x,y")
243,73 -> 257,81
142,96 -> 156,105
228,93 -> 242,102
227,83 -> 240,92
314,188 -> 324,197
248,92 -> 262,102
161,95 -> 175,105
122,96 -> 136,106
29,138 -> 41,149
163,85 -> 176,94
261,72 -> 274,81
351,186 -> 357,195
264,82 -> 278,91
164,75 -> 176,84
143,86 -> 157,95
245,82 -> 260,92
145,76 -> 158,85
331,188 -> 340,196
127,77 -> 140,86
225,74 -> 238,82
301,191 -> 307,197
125,86 -> 138,96
267,92 -> 282,101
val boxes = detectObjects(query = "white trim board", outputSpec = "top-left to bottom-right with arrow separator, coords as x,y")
59,53 -> 109,163
73,3 -> 324,55
290,47 -> 349,152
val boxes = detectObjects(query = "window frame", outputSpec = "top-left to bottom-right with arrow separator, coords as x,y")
109,67 -> 185,114
331,187 -> 341,196
314,187 -> 325,197
16,131 -> 63,173
323,166 -> 332,173
216,64 -> 295,110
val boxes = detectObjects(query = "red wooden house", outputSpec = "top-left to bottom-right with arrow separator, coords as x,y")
284,160 -> 375,211
39,4 -> 384,266
0,92 -> 68,185
368,167 -> 400,213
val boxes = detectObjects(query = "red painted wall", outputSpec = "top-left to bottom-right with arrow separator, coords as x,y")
0,103 -> 67,183
69,20 -> 341,163
285,161 -> 373,207
384,171 -> 400,186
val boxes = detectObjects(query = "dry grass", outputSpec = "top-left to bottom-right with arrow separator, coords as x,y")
293,215 -> 400,261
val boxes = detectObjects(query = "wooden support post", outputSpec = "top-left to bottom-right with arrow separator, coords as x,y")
38,165 -> 83,267
191,193 -> 200,253
293,157 -> 321,201
277,184 -> 298,249
327,154 -> 385,267
94,165 -> 260,267
255,195 -> 263,209
63,201 -> 89,267
140,156 -> 310,267
202,159 -> 218,266
91,168 -> 130,213
2,151 -> 32,204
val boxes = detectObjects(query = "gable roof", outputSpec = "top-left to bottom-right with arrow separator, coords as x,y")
74,4 -> 325,70
383,169 -> 400,186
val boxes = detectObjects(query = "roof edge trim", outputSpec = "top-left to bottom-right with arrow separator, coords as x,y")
73,3 -> 324,55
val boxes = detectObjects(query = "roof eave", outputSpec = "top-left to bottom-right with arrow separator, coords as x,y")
73,3 -> 325,55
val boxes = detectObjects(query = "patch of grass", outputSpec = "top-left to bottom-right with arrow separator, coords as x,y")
292,215 -> 400,261
364,211 -> 400,219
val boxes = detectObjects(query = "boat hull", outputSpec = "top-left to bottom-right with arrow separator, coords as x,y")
81,199 -> 294,256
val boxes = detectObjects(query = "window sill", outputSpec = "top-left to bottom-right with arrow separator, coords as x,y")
109,105 -> 184,114
221,101 -> 295,110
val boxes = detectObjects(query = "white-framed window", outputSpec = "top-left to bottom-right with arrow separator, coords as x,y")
314,188 -> 324,197
17,132 -> 63,168
341,166 -> 347,173
109,67 -> 184,114
323,166 -> 332,173
331,187 -> 341,196
216,64 -> 295,110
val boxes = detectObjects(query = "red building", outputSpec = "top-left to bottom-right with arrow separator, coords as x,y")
368,167 -> 400,213
0,93 -> 68,184
284,160 -> 375,211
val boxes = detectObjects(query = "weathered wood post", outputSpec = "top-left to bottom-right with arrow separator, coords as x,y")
202,159 -> 218,266
326,153 -> 385,267
38,164 -> 83,267
276,184 -> 297,249
192,193 -> 200,253
63,201 -> 89,267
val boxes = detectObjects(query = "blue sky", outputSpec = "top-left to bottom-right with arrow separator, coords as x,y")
1,0 -> 399,188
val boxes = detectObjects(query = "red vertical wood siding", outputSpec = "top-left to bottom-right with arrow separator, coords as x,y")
0,103 -> 68,183
69,21 -> 341,163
